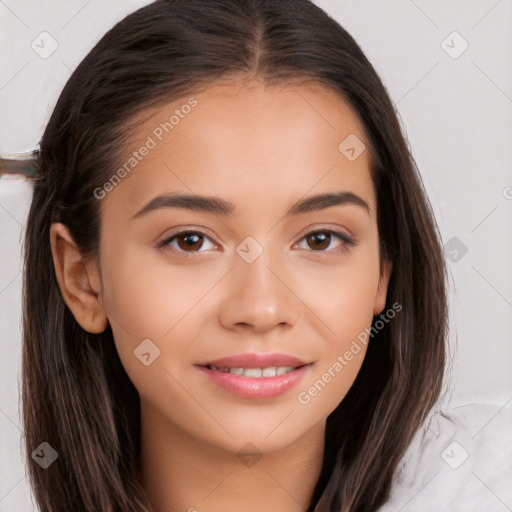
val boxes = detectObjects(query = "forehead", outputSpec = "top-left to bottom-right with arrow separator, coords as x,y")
102,77 -> 376,217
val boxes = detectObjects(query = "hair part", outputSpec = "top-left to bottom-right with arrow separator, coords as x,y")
22,1 -> 448,510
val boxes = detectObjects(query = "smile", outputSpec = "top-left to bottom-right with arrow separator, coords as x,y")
206,365 -> 298,377
196,352 -> 313,398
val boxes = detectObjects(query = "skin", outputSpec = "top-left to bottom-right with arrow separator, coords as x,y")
50,76 -> 391,512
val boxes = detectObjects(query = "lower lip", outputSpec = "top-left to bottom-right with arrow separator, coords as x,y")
197,365 -> 310,399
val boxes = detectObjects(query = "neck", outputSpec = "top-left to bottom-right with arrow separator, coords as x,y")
139,400 -> 325,512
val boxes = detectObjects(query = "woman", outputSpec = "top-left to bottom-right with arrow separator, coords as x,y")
21,1 -> 448,510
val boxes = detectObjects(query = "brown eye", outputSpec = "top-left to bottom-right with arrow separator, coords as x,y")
296,229 -> 356,253
157,230 -> 216,255
306,232 -> 331,251
176,233 -> 204,252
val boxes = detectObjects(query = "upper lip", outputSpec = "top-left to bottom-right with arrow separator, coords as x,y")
199,352 -> 310,368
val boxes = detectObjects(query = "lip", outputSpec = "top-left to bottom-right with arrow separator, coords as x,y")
196,352 -> 312,399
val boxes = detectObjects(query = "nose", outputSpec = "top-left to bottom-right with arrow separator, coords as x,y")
218,249 -> 300,333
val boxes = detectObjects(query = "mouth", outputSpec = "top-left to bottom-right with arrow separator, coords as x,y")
203,364 -> 307,378
196,353 -> 313,399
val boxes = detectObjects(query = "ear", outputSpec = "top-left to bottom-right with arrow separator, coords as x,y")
49,222 -> 108,333
374,258 -> 392,316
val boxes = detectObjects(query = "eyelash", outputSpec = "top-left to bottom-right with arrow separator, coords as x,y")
156,228 -> 357,257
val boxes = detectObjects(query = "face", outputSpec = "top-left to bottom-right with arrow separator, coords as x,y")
52,76 -> 391,455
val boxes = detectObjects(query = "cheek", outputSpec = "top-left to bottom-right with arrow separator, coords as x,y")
292,248 -> 380,338
99,244 -> 221,389
295,296 -> 371,420
100,240 -> 210,338
292,250 -> 379,411
297,348 -> 367,417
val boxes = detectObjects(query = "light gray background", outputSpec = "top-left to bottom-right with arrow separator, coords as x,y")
1,1 -> 511,510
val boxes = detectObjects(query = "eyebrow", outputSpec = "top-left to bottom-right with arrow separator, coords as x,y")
131,190 -> 371,220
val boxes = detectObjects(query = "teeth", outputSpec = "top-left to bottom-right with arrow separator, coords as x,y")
244,368 -> 261,378
209,365 -> 295,377
262,367 -> 276,377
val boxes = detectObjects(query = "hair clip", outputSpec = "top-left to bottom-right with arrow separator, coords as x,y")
0,150 -> 43,180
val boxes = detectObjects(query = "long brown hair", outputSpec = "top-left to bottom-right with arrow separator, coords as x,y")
21,1 -> 448,510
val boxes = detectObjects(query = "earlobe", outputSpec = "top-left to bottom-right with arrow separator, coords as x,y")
374,259 -> 392,316
49,222 -> 109,334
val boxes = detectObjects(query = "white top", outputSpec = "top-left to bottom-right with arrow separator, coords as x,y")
377,402 -> 512,511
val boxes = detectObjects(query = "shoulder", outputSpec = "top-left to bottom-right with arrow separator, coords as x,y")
377,401 -> 512,512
